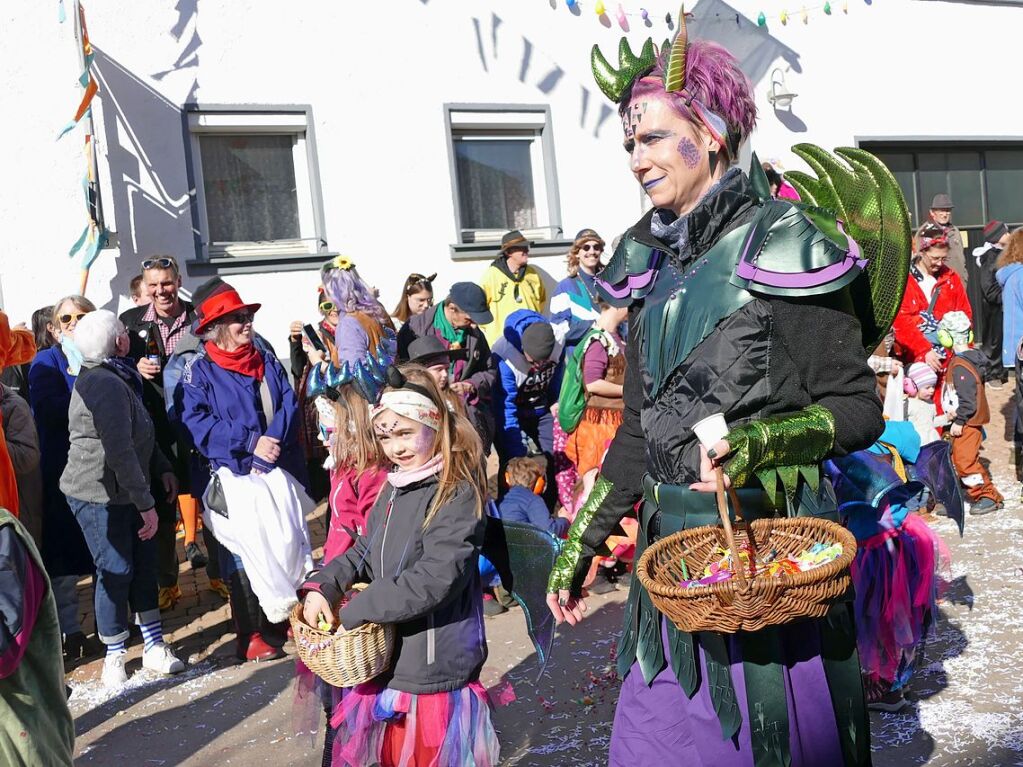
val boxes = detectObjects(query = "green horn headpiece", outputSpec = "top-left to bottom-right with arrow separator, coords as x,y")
590,37 -> 657,103
590,5 -> 687,103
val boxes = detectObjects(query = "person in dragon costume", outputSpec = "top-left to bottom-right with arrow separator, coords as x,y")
546,9 -> 912,766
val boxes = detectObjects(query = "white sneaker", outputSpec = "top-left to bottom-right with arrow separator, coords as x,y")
142,642 -> 185,675
101,651 -> 128,688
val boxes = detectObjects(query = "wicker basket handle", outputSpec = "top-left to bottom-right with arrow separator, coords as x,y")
714,466 -> 749,592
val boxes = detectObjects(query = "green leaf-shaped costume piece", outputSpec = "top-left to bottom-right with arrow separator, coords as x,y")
722,404 -> 835,500
547,475 -> 614,593
783,145 -> 912,352
590,37 -> 658,103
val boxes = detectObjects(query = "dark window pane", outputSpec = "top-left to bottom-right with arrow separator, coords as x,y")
454,138 -> 536,231
875,153 -> 918,227
985,150 -> 1023,225
946,152 -> 983,227
915,151 -> 983,228
916,152 -> 949,225
199,134 -> 300,243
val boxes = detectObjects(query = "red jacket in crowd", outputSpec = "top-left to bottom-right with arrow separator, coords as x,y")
893,266 -> 973,364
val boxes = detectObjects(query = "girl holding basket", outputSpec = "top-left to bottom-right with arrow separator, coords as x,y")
299,364 -> 498,767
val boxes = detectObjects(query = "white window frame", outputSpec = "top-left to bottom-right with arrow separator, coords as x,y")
444,104 -> 563,257
184,105 -> 327,262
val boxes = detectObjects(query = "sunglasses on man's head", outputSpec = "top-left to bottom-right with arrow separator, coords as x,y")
141,257 -> 178,270
59,312 -> 90,326
580,243 -> 604,252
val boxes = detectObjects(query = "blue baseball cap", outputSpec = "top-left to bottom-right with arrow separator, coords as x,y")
447,282 -> 493,325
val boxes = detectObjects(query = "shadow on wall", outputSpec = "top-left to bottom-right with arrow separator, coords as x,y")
89,0 -> 201,313
689,0 -> 807,136
465,0 -> 802,139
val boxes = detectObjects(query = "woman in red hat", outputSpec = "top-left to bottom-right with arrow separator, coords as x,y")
180,280 -> 309,661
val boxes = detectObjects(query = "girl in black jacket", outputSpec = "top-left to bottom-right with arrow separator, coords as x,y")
301,365 -> 498,767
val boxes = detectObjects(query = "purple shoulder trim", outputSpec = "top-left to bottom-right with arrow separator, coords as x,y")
594,268 -> 658,300
734,219 -> 867,291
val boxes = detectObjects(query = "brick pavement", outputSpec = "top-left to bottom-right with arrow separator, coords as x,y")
66,501 -> 331,679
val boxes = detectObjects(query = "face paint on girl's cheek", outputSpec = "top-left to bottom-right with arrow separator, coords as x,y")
414,427 -> 436,456
677,136 -> 701,169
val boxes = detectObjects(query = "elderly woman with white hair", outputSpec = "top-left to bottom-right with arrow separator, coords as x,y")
58,310 -> 185,687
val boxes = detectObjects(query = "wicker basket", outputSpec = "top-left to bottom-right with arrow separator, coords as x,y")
636,468 -> 856,634
290,583 -> 394,687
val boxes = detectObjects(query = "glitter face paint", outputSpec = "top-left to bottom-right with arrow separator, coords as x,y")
677,136 -> 701,169
374,411 -> 435,470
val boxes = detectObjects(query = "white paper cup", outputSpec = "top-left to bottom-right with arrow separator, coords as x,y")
693,413 -> 729,451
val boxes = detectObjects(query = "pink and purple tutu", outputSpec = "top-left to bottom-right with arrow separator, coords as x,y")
331,680 -> 499,767
851,512 -> 950,689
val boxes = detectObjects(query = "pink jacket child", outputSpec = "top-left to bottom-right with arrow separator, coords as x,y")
323,465 -> 388,564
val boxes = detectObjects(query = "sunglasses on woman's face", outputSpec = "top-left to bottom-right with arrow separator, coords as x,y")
59,312 -> 90,326
581,243 -> 604,252
228,311 -> 254,325
319,300 -> 336,314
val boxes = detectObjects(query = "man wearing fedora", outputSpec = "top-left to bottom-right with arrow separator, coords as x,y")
919,193 -> 967,285
479,230 -> 547,346
397,282 -> 497,452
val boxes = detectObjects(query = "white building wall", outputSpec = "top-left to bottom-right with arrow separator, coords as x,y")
3,0 -> 1021,355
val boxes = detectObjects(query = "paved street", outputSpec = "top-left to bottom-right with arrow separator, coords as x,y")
67,385 -> 1023,766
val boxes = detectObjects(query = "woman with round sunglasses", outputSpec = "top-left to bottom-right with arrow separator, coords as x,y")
27,295 -> 102,662
550,229 -> 607,359
550,229 -> 607,509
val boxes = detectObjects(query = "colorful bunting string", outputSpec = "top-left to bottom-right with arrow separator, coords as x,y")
549,0 -> 866,30
756,0 -> 868,28
58,1 -> 109,294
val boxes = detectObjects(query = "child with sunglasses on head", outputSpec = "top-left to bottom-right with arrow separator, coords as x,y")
391,273 -> 436,327
300,364 -> 498,767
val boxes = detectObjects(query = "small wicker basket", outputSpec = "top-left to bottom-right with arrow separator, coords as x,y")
636,468 -> 856,634
290,583 -> 394,687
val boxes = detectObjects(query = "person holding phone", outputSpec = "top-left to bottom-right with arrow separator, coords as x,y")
290,288 -> 341,501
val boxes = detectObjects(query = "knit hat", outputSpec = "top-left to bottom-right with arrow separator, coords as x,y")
573,228 -> 605,248
938,311 -> 972,346
521,321 -> 555,361
984,220 -> 1009,244
906,362 -> 937,390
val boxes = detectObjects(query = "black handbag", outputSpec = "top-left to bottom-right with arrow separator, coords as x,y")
206,470 -> 229,518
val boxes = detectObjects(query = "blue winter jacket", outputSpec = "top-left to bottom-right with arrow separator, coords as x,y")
497,486 -> 569,537
997,262 -> 1023,367
179,345 -> 307,494
490,310 -> 565,458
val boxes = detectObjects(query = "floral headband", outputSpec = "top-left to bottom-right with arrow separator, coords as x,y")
322,255 -> 354,273
371,390 -> 441,432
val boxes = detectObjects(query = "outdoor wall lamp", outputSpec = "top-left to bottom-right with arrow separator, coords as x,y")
767,68 -> 797,109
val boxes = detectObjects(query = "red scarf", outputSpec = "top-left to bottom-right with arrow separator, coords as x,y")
204,341 -> 265,381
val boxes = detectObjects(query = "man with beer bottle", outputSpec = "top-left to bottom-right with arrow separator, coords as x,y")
119,256 -> 216,611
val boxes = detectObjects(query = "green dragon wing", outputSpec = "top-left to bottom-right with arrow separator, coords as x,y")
783,145 -> 912,351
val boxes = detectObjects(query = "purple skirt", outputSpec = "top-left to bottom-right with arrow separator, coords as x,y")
609,620 -> 845,766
